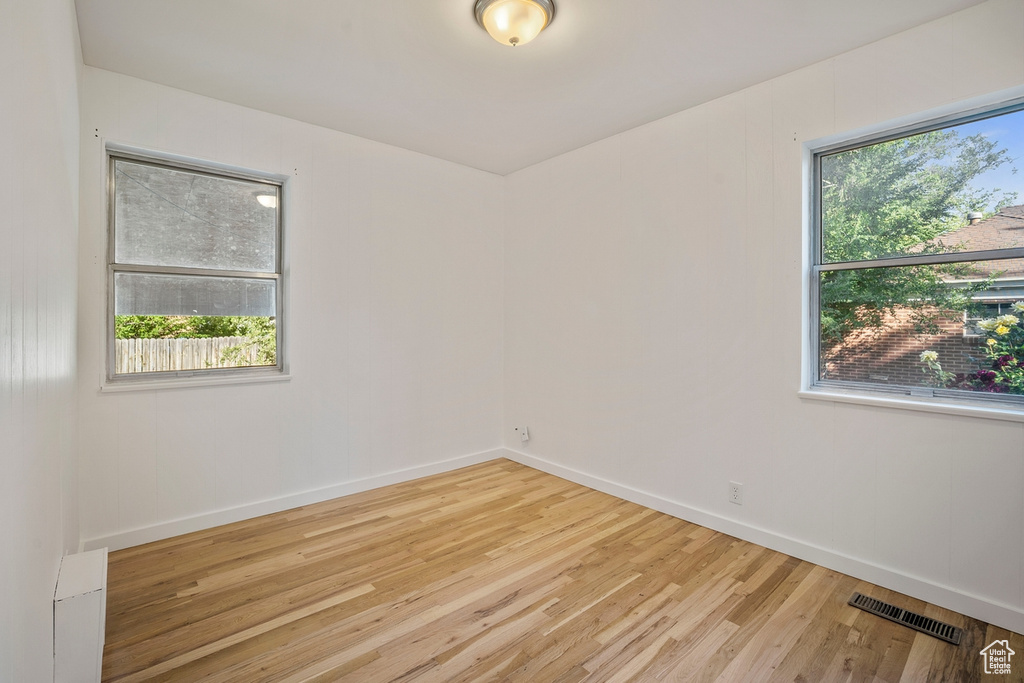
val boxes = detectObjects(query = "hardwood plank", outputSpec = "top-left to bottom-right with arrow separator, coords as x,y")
767,573 -> 860,682
102,458 -> 1023,682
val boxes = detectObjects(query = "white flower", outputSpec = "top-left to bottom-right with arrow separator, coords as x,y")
978,318 -> 1000,332
997,314 -> 1018,327
919,350 -> 938,363
1012,301 -> 1024,313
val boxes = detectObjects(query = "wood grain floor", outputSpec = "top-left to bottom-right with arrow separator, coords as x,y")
103,459 -> 1022,682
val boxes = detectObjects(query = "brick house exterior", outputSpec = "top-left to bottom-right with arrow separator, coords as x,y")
824,206 -> 1024,388
822,307 -> 985,387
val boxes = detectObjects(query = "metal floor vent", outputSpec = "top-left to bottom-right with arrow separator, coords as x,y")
849,593 -> 963,645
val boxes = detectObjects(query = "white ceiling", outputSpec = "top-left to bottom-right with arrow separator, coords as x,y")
75,0 -> 985,175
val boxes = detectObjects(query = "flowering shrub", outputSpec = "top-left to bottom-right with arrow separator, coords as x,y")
918,350 -> 954,388
920,301 -> 1024,394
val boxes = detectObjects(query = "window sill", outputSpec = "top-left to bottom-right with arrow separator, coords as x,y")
798,387 -> 1024,423
100,371 -> 291,393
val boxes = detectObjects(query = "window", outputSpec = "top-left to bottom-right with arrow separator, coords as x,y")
108,153 -> 283,381
964,302 -> 1018,338
811,104 -> 1024,404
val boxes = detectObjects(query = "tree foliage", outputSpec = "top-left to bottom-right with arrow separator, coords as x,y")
220,317 -> 277,365
820,129 -> 1016,348
115,315 -> 243,340
115,315 -> 277,365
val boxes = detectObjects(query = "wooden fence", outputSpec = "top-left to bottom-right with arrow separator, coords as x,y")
115,336 -> 261,374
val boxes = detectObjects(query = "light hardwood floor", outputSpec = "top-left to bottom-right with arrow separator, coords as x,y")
103,459 -> 1022,682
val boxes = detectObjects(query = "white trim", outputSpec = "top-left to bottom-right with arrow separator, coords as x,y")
804,86 -> 1024,423
501,447 -> 1024,634
84,444 -> 1024,633
101,139 -> 292,391
80,449 -> 504,552
104,141 -> 291,184
809,86 -> 1024,154
100,371 -> 292,393
798,388 -> 1024,423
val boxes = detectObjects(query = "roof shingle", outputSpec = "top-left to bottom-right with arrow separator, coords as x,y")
933,205 -> 1024,279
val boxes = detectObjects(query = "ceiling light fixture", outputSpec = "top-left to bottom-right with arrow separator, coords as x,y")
256,193 -> 277,209
475,0 -> 554,47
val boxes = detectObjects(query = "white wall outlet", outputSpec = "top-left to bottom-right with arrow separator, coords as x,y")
729,481 -> 743,505
518,426 -> 529,443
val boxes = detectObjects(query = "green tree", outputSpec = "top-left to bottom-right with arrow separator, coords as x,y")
115,315 -> 243,339
115,315 -> 277,366
820,129 -> 1016,348
220,317 -> 277,365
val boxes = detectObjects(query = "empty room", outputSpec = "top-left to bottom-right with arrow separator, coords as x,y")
5,0 -> 1024,680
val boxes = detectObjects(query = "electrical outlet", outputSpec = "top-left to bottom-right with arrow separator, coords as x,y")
728,481 -> 743,505
519,426 -> 529,443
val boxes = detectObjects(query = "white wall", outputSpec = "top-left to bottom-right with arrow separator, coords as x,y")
0,0 -> 81,679
69,0 -> 1024,638
77,68 -> 505,550
503,0 -> 1024,633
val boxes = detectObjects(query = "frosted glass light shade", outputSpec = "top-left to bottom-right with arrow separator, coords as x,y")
475,0 -> 554,47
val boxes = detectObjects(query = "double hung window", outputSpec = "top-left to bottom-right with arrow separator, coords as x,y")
811,104 -> 1024,405
108,153 -> 283,381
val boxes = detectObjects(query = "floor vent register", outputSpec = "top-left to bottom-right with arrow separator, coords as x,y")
849,592 -> 963,646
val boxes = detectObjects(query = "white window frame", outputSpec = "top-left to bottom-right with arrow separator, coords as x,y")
105,147 -> 286,387
806,99 -> 1024,413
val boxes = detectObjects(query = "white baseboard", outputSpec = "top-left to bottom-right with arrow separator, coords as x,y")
82,445 -> 1024,634
80,449 -> 504,553
502,447 -> 1024,635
